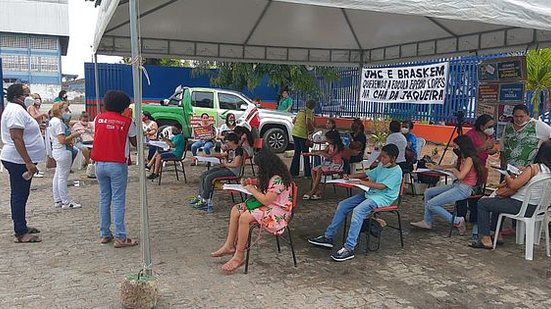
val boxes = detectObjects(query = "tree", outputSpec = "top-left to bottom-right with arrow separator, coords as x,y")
194,62 -> 340,98
526,49 -> 551,116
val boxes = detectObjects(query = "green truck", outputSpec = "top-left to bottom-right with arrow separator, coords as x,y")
138,86 -> 295,153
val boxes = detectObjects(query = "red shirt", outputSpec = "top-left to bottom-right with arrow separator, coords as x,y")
91,111 -> 132,163
246,107 -> 260,129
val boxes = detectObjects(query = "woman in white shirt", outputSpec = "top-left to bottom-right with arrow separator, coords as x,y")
0,84 -> 45,243
471,140 -> 551,249
386,120 -> 409,172
48,103 -> 82,209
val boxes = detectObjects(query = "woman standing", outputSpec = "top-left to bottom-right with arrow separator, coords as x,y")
465,114 -> 497,166
290,99 -> 316,178
49,103 -> 82,209
1,84 -> 45,243
92,90 -> 138,248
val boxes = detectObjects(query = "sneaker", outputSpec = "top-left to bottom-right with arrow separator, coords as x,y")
62,201 -> 82,209
192,200 -> 207,209
189,196 -> 202,205
54,201 -> 62,208
147,173 -> 158,180
307,235 -> 334,248
454,217 -> 466,236
331,247 -> 355,262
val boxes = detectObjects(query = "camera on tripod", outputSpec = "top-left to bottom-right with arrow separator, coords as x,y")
453,110 -> 465,124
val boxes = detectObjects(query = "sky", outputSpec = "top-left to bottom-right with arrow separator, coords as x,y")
61,1 -> 121,78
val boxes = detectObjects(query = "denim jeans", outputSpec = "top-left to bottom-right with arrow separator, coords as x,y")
199,167 -> 235,200
2,160 -> 33,237
52,149 -> 72,204
96,162 -> 129,239
289,136 -> 311,177
324,193 -> 378,250
191,140 -> 214,156
477,197 -> 535,236
423,183 -> 472,226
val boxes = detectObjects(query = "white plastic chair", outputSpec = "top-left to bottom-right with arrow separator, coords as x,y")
416,137 -> 426,159
493,176 -> 551,260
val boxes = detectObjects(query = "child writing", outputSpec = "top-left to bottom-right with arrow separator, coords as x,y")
410,135 -> 484,234
211,150 -> 293,272
303,130 -> 344,200
147,122 -> 185,179
308,144 -> 403,261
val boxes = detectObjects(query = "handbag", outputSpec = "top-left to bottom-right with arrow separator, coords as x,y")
245,196 -> 263,211
495,165 -> 534,198
46,156 -> 56,169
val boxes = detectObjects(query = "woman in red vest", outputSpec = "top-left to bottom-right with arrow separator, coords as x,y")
91,91 -> 138,248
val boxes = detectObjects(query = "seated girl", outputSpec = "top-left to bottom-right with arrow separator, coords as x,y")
303,130 -> 344,200
410,135 -> 483,234
190,133 -> 243,210
146,123 -> 185,179
233,125 -> 254,157
211,150 -> 293,272
470,140 -> 551,249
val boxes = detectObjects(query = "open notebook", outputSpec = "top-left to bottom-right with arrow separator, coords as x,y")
415,168 -> 456,179
222,184 -> 252,195
325,178 -> 371,192
193,156 -> 221,165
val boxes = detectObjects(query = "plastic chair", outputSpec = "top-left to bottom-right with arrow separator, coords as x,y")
448,167 -> 489,237
209,152 -> 248,204
158,141 -> 189,185
493,176 -> 551,260
342,177 -> 406,253
416,137 -> 426,160
244,182 -> 298,273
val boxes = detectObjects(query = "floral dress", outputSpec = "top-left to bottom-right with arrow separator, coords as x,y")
236,175 -> 293,235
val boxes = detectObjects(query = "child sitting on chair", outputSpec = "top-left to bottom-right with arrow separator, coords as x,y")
189,133 -> 243,211
211,149 -> 293,272
307,144 -> 403,262
303,130 -> 344,200
147,122 -> 185,179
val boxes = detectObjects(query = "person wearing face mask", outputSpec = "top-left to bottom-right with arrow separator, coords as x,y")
401,120 -> 418,162
48,103 -> 82,209
410,135 -> 484,233
191,113 -> 216,157
465,114 -> 497,166
500,104 -> 551,170
386,120 -> 409,173
71,112 -> 95,168
1,84 -> 46,243
307,144 -> 402,262
147,123 -> 185,179
27,93 -> 48,125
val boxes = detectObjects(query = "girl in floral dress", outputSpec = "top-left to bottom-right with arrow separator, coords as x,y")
211,150 -> 293,272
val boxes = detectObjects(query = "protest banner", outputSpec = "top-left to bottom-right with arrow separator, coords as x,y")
190,115 -> 215,139
360,62 -> 449,104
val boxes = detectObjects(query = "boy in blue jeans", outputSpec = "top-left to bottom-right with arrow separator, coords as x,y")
308,144 -> 402,261
147,122 -> 185,179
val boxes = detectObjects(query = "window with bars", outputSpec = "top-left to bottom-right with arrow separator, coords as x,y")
2,55 -> 29,71
29,36 -> 58,50
0,34 -> 28,48
30,56 -> 59,72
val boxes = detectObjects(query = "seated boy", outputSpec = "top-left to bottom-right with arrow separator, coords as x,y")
308,144 -> 402,262
147,122 -> 185,179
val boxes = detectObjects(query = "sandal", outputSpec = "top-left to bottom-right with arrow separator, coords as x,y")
113,238 -> 139,248
310,194 -> 321,200
100,236 -> 114,244
302,194 -> 311,200
14,234 -> 41,243
468,240 -> 492,250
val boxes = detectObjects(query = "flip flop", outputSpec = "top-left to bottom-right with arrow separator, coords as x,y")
468,240 -> 492,250
310,194 -> 321,200
14,234 -> 41,243
302,194 -> 311,200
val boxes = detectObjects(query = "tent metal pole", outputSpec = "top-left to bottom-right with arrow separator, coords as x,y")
128,0 -> 153,276
93,53 -> 100,116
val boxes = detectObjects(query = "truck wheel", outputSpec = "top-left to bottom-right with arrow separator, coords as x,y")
263,127 -> 288,153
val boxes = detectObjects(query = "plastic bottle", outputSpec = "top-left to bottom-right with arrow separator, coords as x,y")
207,199 -> 214,213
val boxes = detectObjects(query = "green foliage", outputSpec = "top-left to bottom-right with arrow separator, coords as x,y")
526,49 -> 551,115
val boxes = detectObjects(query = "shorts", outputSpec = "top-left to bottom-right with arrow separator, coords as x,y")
160,152 -> 177,160
312,161 -> 343,173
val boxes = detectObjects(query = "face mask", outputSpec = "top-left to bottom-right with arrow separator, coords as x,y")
515,119 -> 529,127
483,128 -> 494,136
62,112 -> 72,122
24,97 -> 34,109
401,128 -> 409,134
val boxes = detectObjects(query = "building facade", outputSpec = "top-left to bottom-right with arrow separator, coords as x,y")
0,0 -> 69,100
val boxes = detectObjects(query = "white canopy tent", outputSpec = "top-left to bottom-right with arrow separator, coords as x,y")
94,0 -> 551,65
92,0 -> 551,276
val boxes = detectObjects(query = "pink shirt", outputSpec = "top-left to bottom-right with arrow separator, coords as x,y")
460,159 -> 478,187
465,129 -> 493,165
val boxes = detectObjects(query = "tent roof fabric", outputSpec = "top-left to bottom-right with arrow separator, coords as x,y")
94,0 -> 551,65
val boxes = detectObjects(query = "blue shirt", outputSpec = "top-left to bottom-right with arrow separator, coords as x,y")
405,132 -> 418,161
365,164 -> 402,207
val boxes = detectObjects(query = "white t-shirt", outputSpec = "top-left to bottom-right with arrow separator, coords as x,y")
512,164 -> 551,205
386,132 -> 407,163
125,122 -> 138,157
0,102 -> 46,164
49,117 -> 68,151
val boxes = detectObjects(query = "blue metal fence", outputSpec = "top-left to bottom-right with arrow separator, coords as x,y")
294,52 -> 539,125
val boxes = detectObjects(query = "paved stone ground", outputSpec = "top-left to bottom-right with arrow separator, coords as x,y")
1,154 -> 551,309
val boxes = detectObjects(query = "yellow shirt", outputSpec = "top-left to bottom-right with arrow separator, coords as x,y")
292,108 -> 314,139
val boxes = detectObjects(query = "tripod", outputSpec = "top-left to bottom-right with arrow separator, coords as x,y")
438,117 -> 464,165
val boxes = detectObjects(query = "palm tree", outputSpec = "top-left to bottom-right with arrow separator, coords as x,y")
526,49 -> 551,116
